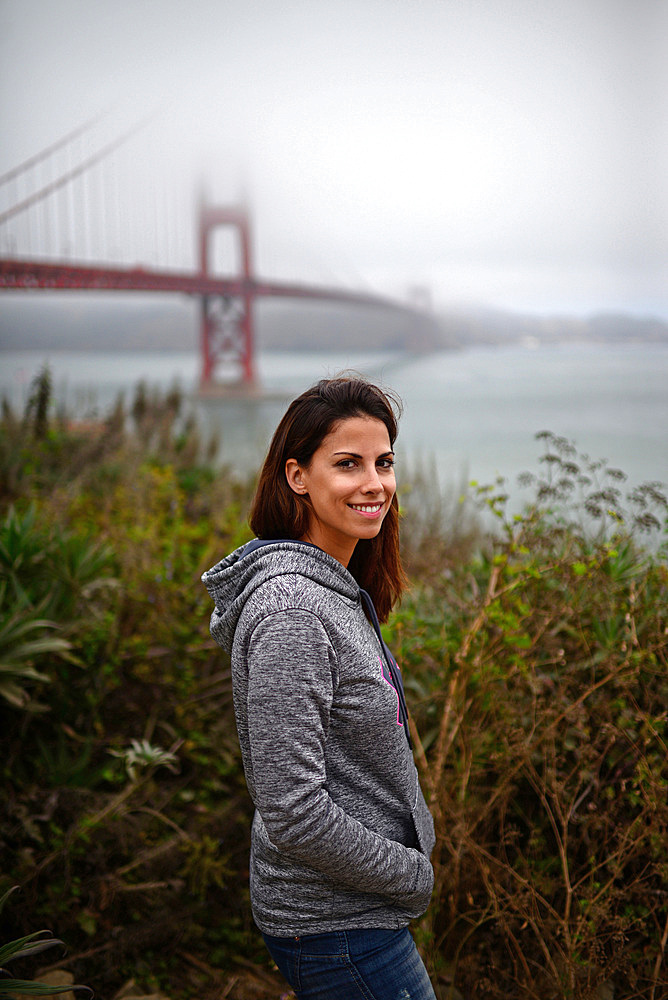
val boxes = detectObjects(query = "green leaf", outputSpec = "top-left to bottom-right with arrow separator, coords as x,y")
0,981 -> 92,997
0,930 -> 63,965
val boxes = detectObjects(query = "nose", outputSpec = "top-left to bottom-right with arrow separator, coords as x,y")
361,464 -> 383,493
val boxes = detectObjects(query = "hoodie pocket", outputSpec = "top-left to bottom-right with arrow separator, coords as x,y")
411,785 -> 436,858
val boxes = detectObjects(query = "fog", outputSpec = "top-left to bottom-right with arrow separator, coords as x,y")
1,0 -> 667,317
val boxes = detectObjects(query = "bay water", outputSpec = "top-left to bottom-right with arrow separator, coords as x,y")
2,342 -> 667,503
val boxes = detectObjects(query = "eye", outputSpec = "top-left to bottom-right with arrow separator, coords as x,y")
336,458 -> 357,469
377,458 -> 395,469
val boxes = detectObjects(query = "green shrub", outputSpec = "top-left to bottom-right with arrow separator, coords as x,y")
390,434 -> 668,999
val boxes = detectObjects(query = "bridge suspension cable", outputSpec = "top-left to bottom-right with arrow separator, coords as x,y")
0,112 -> 105,188
0,112 -> 155,227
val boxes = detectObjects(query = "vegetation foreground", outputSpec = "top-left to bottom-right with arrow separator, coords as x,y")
1,372 -> 667,1000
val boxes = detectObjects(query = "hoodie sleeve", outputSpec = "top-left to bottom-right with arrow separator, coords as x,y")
245,607 -> 433,914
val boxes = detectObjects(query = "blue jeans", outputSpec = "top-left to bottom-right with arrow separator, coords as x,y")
262,926 -> 437,1000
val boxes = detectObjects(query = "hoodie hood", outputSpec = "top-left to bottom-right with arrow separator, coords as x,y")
201,539 -> 360,654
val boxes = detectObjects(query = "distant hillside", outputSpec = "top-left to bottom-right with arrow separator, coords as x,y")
437,307 -> 668,347
1,293 -> 666,352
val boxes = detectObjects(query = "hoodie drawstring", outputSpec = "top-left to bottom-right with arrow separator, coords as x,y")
359,589 -> 413,750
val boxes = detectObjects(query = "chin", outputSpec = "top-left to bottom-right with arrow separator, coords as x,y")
357,523 -> 384,541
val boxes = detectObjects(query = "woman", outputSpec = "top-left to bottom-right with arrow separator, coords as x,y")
202,375 -> 436,1000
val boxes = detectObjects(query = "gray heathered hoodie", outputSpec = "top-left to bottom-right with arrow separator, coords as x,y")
202,540 -> 435,936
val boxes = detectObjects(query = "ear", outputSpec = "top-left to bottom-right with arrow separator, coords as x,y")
285,458 -> 309,495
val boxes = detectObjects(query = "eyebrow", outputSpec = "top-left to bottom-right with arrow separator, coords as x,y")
332,450 -> 395,458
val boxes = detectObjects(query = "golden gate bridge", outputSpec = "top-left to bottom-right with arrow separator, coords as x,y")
0,115 -> 433,390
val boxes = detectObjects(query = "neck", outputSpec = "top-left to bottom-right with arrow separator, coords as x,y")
300,531 -> 356,568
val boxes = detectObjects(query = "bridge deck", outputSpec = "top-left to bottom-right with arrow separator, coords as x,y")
0,258 -> 418,316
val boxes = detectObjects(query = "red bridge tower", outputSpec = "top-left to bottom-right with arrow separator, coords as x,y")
198,204 -> 255,388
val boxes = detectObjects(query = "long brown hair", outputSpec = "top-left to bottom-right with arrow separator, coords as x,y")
249,375 -> 407,621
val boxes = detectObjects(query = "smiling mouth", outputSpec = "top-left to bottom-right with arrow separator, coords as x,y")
348,502 -> 384,514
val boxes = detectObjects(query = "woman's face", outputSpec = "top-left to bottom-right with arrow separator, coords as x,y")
285,415 -> 396,566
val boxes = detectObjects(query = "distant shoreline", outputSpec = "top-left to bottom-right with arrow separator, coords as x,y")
1,297 -> 667,354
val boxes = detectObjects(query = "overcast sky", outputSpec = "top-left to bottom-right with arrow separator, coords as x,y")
1,0 -> 667,317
